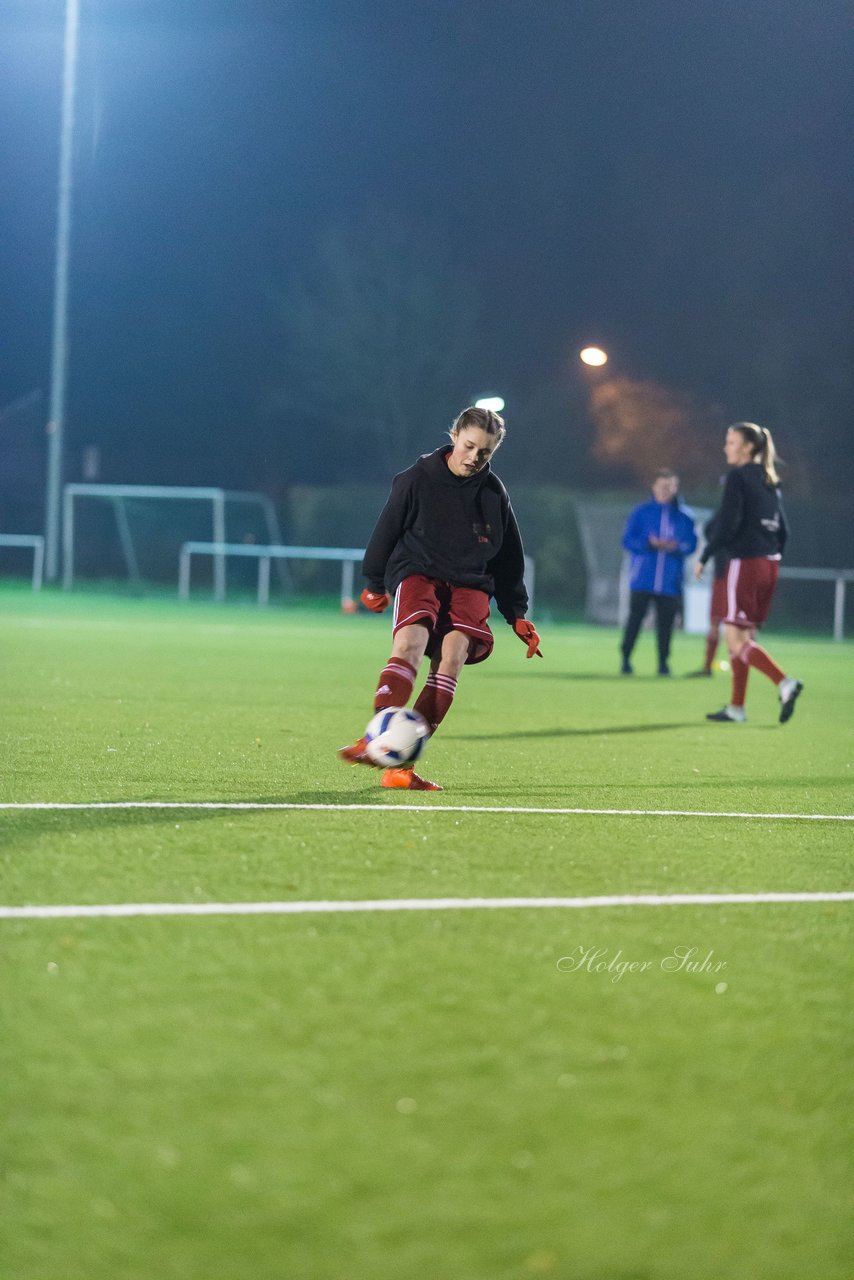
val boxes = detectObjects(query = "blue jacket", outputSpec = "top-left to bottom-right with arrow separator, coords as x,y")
622,499 -> 697,597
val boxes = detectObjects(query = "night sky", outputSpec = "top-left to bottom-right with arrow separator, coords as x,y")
1,0 -> 851,512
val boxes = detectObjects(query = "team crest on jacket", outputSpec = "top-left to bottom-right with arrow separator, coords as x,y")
472,522 -> 492,544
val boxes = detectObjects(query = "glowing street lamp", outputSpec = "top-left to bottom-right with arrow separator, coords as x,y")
474,396 -> 505,413
579,347 -> 608,367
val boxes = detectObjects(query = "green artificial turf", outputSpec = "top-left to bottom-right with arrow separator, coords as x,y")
1,584 -> 852,1280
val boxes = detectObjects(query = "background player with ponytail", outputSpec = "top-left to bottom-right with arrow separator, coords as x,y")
694,422 -> 803,723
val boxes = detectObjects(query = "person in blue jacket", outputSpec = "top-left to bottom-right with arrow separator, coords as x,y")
619,470 -> 697,675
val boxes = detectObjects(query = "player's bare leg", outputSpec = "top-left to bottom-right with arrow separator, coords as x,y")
390,621 -> 432,671
434,628 -> 471,678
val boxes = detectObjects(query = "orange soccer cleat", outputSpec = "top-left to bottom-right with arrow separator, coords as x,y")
381,766 -> 443,792
337,736 -> 379,767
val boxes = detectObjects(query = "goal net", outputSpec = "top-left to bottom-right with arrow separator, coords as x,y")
62,484 -> 284,593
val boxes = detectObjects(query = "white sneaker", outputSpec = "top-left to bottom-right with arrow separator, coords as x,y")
706,704 -> 747,723
778,678 -> 803,724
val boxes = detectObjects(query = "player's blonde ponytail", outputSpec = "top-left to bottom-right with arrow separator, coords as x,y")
759,426 -> 781,486
730,422 -> 781,486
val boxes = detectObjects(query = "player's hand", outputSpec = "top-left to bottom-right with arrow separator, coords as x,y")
513,618 -> 542,658
360,588 -> 391,614
693,561 -> 705,581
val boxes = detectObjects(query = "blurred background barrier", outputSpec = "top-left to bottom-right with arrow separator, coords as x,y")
776,569 -> 854,642
0,534 -> 45,590
177,541 -> 538,616
0,479 -> 849,636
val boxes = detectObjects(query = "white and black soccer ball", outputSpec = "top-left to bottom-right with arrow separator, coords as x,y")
364,707 -> 430,767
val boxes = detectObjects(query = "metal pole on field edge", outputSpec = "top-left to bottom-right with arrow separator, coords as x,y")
341,558 -> 354,606
212,492 -> 226,601
62,486 -> 74,589
178,546 -> 191,600
833,577 -> 845,642
258,557 -> 270,606
524,555 -> 535,616
45,0 -> 80,582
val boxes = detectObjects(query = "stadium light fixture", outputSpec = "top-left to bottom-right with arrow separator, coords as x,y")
579,347 -> 608,367
474,397 -> 505,413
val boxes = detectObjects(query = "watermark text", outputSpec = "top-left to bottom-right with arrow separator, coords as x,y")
557,945 -> 727,983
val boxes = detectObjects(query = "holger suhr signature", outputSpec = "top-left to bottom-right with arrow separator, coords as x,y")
557,945 -> 727,984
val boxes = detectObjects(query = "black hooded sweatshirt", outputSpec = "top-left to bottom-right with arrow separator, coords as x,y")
361,446 -> 528,625
700,463 -> 788,565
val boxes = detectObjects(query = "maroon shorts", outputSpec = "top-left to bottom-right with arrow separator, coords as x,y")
392,575 -> 494,664
710,575 -> 728,625
723,557 -> 780,629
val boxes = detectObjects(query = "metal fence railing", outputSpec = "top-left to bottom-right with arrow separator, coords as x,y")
778,567 -> 854,642
178,541 -> 537,614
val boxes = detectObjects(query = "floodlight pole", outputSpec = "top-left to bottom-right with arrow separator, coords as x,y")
45,0 -> 81,582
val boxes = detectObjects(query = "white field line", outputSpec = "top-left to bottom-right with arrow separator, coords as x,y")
1,801 -> 852,822
1,893 -> 853,921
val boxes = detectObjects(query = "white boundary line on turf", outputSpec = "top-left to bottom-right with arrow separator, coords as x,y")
1,801 -> 852,822
1,893 -> 852,921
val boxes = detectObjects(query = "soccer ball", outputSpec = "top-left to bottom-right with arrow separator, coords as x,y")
364,707 -> 430,767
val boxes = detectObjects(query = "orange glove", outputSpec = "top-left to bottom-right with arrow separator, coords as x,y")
360,588 -> 391,614
513,618 -> 542,658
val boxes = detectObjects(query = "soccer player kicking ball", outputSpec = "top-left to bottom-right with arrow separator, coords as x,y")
339,406 -> 542,791
695,422 -> 803,724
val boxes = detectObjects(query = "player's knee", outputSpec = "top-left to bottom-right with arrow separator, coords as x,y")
392,622 -> 430,666
729,640 -> 750,664
438,629 -> 471,674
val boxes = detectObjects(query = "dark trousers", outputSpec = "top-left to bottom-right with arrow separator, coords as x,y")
621,591 -> 680,667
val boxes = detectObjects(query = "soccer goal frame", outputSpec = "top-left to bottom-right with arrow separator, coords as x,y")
61,484 -> 283,598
